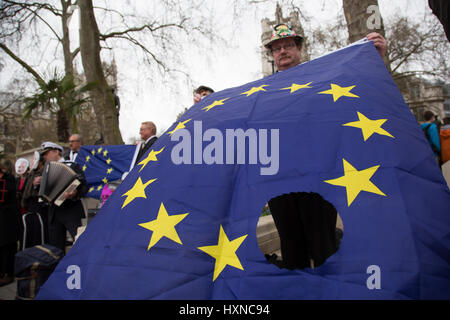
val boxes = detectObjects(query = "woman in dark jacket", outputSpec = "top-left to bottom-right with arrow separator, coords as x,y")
0,161 -> 20,286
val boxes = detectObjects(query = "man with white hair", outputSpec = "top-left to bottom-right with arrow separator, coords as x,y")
135,121 -> 158,164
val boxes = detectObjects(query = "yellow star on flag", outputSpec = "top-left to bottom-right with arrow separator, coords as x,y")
103,150 -> 108,157
121,177 -> 157,209
202,98 -> 229,112
106,167 -> 113,174
96,185 -> 103,191
138,147 -> 165,172
102,177 -> 108,184
82,165 -> 87,171
91,149 -> 96,155
138,202 -> 189,251
281,82 -> 312,93
168,119 -> 191,136
343,112 -> 394,141
241,85 -> 268,97
97,147 -> 102,153
319,83 -> 359,102
197,225 -> 247,281
85,155 -> 90,162
106,158 -> 112,165
88,187 -> 94,193
324,159 -> 386,206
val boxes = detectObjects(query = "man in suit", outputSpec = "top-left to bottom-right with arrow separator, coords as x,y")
38,142 -> 88,253
64,134 -> 83,162
135,121 -> 158,164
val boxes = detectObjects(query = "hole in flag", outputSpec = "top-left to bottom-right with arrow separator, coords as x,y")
257,192 -> 343,270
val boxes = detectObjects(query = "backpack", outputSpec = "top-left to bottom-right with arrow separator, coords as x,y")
14,244 -> 63,300
422,123 -> 440,155
440,128 -> 450,163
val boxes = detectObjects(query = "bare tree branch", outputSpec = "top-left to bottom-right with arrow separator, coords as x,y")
100,21 -> 187,40
0,42 -> 45,86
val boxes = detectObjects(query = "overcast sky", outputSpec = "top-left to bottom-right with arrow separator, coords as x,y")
0,0 -> 432,144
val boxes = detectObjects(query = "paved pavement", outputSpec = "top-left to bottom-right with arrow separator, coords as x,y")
0,280 -> 17,300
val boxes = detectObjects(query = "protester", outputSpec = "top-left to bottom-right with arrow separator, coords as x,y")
38,142 -> 88,253
0,160 -> 20,287
135,121 -> 158,164
15,158 -> 29,214
440,117 -> 450,164
263,24 -> 387,270
100,180 -> 120,208
21,152 -> 49,247
420,110 -> 441,164
193,85 -> 214,104
64,134 -> 83,162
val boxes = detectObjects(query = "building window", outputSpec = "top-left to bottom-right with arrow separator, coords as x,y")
411,106 -> 426,122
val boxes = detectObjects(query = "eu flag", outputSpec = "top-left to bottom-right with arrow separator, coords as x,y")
37,40 -> 450,299
74,145 -> 137,199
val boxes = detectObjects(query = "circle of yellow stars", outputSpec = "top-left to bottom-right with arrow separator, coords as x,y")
83,147 -> 115,193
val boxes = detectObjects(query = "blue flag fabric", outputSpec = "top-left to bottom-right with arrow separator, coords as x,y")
74,145 -> 137,199
37,40 -> 450,299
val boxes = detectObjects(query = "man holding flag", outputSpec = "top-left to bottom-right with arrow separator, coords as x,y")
263,24 -> 387,270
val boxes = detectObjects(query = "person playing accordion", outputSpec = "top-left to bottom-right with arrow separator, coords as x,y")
37,142 -> 88,253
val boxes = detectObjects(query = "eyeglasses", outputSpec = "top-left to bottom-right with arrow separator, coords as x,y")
271,42 -> 297,54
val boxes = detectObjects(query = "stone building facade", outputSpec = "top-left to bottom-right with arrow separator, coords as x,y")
395,75 -> 450,123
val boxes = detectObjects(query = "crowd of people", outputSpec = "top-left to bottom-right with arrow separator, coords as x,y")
0,139 -> 89,287
0,84 -> 215,288
1,19 -> 449,290
421,111 -> 450,167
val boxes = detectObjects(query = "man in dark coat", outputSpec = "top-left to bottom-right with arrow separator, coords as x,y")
0,161 -> 20,286
263,24 -> 386,270
135,121 -> 158,164
38,142 -> 88,253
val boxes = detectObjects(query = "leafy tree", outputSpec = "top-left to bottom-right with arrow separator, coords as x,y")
23,70 -> 96,142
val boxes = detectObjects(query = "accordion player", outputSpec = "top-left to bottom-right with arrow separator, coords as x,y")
39,161 -> 82,206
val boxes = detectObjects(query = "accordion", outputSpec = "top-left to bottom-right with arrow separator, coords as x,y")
39,161 -> 80,206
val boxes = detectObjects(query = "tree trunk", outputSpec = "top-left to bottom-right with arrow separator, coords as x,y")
61,0 -> 75,77
78,0 -> 123,144
59,0 -> 75,138
56,108 -> 70,142
342,0 -> 391,69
